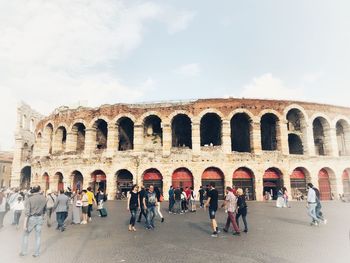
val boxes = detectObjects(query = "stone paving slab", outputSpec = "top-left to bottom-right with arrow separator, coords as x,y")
0,201 -> 349,263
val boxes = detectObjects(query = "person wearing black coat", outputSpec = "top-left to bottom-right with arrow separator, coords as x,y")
236,188 -> 248,233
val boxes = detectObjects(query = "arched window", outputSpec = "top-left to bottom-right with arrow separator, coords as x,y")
231,113 -> 252,152
261,113 -> 278,151
200,113 -> 222,146
118,117 -> 134,151
171,114 -> 192,148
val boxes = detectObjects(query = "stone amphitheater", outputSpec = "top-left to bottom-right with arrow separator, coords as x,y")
10,98 -> 350,201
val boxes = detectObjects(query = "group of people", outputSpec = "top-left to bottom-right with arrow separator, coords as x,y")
276,187 -> 291,208
168,186 -> 197,214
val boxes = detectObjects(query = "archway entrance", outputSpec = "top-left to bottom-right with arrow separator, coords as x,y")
42,173 -> 50,192
55,172 -> 64,192
233,167 -> 255,200
342,169 -> 350,199
172,168 -> 193,189
263,168 -> 283,200
20,166 -> 31,189
143,169 -> 163,193
90,170 -> 107,193
72,171 -> 83,192
116,170 -> 133,197
318,169 -> 332,200
202,167 -> 225,200
290,168 -> 308,199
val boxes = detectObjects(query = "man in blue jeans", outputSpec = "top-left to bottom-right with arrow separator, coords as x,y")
54,189 -> 69,232
143,185 -> 158,229
20,185 -> 47,258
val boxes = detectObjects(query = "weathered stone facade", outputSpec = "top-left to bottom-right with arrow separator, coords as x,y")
11,98 -> 350,201
0,151 -> 13,188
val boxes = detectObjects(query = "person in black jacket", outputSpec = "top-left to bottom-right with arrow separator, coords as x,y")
137,185 -> 147,223
235,188 -> 248,233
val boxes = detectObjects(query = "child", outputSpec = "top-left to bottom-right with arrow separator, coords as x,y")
13,196 -> 24,229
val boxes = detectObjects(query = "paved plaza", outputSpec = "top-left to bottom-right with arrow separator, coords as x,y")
0,201 -> 349,263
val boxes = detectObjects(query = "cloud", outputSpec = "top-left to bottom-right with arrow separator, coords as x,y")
174,63 -> 201,77
161,8 -> 196,34
240,73 -> 304,101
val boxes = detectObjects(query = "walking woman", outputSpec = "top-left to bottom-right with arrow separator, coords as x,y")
127,185 -> 140,231
81,190 -> 89,224
154,186 -> 164,223
72,191 -> 82,225
236,188 -> 248,233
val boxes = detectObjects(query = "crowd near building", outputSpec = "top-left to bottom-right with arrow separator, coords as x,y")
10,98 -> 350,201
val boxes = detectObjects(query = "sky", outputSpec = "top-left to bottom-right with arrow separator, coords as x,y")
1,0 -> 350,151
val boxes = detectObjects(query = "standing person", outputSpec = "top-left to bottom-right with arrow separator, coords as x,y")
198,186 -> 205,208
236,188 -> 248,233
46,189 -> 56,227
81,190 -> 89,224
189,187 -> 196,212
168,186 -> 175,213
72,191 -> 82,225
173,186 -> 182,214
12,196 -> 25,229
86,187 -> 96,222
154,186 -> 165,223
127,185 -> 139,231
143,185 -> 158,230
0,189 -> 8,229
181,188 -> 187,213
19,185 -> 46,257
95,188 -> 106,216
313,186 -> 327,224
204,182 -> 219,237
54,189 -> 69,232
222,187 -> 240,236
137,185 -> 147,223
306,183 -> 319,226
283,187 -> 290,208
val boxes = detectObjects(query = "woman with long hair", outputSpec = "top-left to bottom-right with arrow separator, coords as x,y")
154,186 -> 164,223
127,184 -> 139,231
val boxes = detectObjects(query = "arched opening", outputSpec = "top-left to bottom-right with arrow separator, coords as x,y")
342,169 -> 350,199
200,113 -> 222,146
290,168 -> 309,199
90,170 -> 107,193
261,113 -> 279,151
172,168 -> 193,189
55,172 -> 64,192
71,170 -> 84,192
143,168 -> 163,193
55,126 -> 67,152
44,123 -> 53,154
336,120 -> 350,156
232,167 -> 255,200
171,114 -> 192,148
231,113 -> 252,152
143,115 -> 163,149
202,167 -> 225,200
288,134 -> 304,155
42,172 -> 50,191
318,168 -> 337,200
72,123 -> 86,152
94,119 -> 108,150
20,166 -> 31,189
313,117 -> 331,156
118,117 -> 134,151
116,169 -> 133,197
263,168 -> 283,200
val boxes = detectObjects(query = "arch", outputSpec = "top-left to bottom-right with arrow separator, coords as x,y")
117,117 -> 134,151
168,110 -> 194,123
197,108 -> 225,120
202,167 -> 225,199
313,117 -> 331,156
232,167 -> 255,200
231,113 -> 252,152
263,167 -> 283,200
115,169 -> 133,196
54,126 -> 67,152
286,108 -> 307,155
171,114 -> 192,148
288,134 -> 304,155
42,172 -> 50,192
93,119 -> 108,150
143,115 -> 163,149
290,167 -> 310,199
227,109 -> 255,122
137,111 -> 162,125
44,123 -> 54,154
88,116 -> 110,129
71,170 -> 84,192
72,122 -> 86,152
20,166 -> 31,189
258,109 -> 283,121
261,113 -> 279,151
318,168 -> 337,200
90,170 -> 107,193
143,168 -> 163,193
336,119 -> 350,156
342,169 -> 350,200
283,104 -> 308,122
172,167 -> 193,189
54,172 -> 64,192
200,113 -> 222,146
112,113 -> 137,124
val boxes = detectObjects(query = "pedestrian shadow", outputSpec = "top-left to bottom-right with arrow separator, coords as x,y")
187,221 -> 211,235
274,217 -> 307,226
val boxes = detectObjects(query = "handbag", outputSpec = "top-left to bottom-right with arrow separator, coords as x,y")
76,200 -> 83,207
159,194 -> 164,202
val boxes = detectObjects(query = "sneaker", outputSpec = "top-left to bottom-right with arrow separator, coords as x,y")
243,229 -> 248,233
223,228 -> 228,233
233,232 -> 241,236
161,218 -> 164,223
211,232 -> 218,238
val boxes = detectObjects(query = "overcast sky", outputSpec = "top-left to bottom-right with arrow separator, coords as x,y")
1,0 -> 350,151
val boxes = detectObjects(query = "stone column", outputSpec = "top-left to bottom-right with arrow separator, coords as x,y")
192,122 -> 201,155
329,127 -> 339,157
66,132 -> 77,152
162,123 -> 171,156
32,138 -> 41,157
222,120 -> 231,154
254,169 -> 264,201
252,121 -> 262,155
306,124 -> 316,156
51,132 -> 60,153
279,120 -> 289,154
84,128 -> 96,156
133,124 -> 144,152
107,125 -> 118,157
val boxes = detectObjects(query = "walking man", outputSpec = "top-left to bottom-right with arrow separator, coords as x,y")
143,185 -> 158,229
54,189 -> 69,232
20,185 -> 46,257
86,187 -> 96,222
204,182 -> 219,237
306,183 -> 319,226
46,189 -> 56,227
313,186 -> 327,224
173,186 -> 182,214
198,186 -> 205,208
137,185 -> 147,223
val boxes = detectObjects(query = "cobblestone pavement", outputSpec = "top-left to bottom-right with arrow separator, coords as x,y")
0,201 -> 349,263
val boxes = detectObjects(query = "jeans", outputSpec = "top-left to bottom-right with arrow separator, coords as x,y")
200,198 -> 204,208
169,198 -> 175,212
14,210 -> 22,226
21,216 -> 43,256
173,200 -> 181,214
129,209 -> 137,226
315,202 -> 325,221
46,207 -> 54,227
308,203 -> 319,223
88,204 -> 93,218
146,206 -> 156,228
56,212 -> 68,230
224,212 -> 240,233
138,206 -> 147,222
236,209 -> 248,231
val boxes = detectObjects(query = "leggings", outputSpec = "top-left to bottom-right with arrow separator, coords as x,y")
236,211 -> 248,231
156,202 -> 163,219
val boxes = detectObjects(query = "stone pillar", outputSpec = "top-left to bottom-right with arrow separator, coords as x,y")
162,124 -> 171,156
254,169 -> 264,201
252,121 -> 262,155
107,125 -> 118,157
222,120 -> 231,154
106,173 -> 116,200
32,138 -> 41,157
66,132 -> 77,152
279,120 -> 289,154
192,122 -> 201,155
162,169 -> 171,201
41,132 -> 52,156
51,132 -> 60,153
329,127 -> 339,157
134,124 -> 144,152
306,124 -> 316,156
84,128 -> 96,156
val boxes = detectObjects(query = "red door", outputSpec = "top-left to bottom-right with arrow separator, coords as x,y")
202,167 -> 225,199
318,169 -> 331,200
233,168 -> 255,200
143,169 -> 163,193
172,168 -> 193,189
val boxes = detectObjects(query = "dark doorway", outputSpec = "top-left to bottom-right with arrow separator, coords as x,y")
172,114 -> 192,148
200,113 -> 222,146
261,114 -> 278,151
231,113 -> 251,152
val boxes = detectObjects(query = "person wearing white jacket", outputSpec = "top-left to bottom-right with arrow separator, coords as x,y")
13,196 -> 25,228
